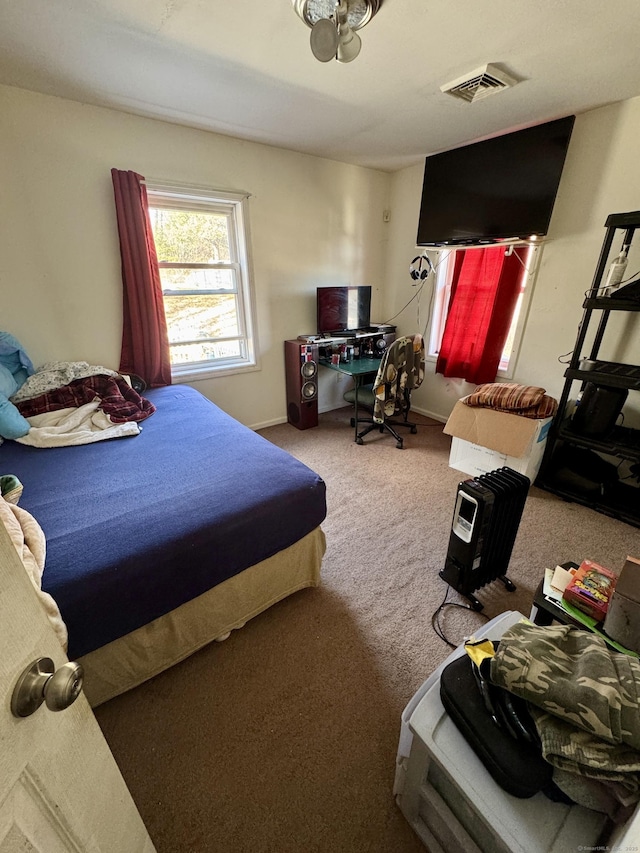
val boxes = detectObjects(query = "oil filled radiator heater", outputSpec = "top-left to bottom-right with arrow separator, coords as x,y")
440,467 -> 530,610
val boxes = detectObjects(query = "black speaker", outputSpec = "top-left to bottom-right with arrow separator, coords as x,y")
374,331 -> 396,354
571,382 -> 628,438
360,330 -> 396,357
285,340 -> 319,430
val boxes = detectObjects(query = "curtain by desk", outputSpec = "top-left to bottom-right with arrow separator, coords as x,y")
435,246 -> 524,385
111,168 -> 172,388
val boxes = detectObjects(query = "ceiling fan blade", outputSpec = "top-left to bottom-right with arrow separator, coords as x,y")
310,18 -> 339,62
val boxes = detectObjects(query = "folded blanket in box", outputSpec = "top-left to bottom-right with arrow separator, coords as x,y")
465,382 -> 557,419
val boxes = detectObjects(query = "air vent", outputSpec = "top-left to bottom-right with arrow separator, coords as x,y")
441,64 -> 518,103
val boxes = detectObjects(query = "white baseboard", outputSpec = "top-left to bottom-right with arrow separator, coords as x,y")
410,405 -> 447,424
250,416 -> 288,431
250,405 -> 447,433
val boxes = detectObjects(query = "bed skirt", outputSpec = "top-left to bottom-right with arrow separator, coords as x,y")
80,527 -> 326,707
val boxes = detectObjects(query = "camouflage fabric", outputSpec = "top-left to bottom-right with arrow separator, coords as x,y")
489,622 -> 640,750
372,334 -> 424,424
490,622 -> 640,811
528,707 -> 640,798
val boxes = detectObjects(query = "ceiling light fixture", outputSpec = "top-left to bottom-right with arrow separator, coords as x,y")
292,0 -> 383,63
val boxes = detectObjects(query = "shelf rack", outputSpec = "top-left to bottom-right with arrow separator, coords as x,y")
536,210 -> 640,527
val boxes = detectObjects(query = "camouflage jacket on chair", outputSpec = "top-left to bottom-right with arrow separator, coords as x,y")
372,334 -> 424,424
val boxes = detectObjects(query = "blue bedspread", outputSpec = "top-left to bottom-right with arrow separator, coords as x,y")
1,385 -> 326,657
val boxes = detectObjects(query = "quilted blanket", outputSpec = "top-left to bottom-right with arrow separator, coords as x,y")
10,368 -> 155,448
16,374 -> 155,423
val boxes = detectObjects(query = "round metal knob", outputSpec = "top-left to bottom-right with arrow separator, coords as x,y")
44,662 -> 84,711
11,657 -> 84,718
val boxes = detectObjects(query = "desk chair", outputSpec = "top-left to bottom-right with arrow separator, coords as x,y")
343,334 -> 425,448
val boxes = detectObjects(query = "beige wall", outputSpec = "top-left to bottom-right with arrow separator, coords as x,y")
0,84 -> 390,427
3,83 -> 640,429
385,96 -> 640,425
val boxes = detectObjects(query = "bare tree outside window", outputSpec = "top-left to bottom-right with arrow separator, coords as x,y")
147,185 -> 257,377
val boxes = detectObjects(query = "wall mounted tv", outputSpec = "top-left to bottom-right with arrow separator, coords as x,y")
317,285 -> 371,335
416,115 -> 575,246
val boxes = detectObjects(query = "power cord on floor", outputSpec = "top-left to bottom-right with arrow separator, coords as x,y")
431,586 -> 489,648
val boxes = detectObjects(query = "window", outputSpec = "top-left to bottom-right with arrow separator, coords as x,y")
146,184 -> 257,379
427,244 -> 538,378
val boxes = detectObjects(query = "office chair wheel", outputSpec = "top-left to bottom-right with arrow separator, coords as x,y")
396,440 -> 404,449
350,418 -> 356,427
356,436 -> 364,445
410,426 -> 417,434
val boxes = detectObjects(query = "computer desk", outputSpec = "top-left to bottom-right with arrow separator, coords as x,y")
320,356 -> 381,441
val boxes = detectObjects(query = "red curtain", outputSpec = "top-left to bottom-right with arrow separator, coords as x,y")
111,168 -> 172,387
435,246 -> 524,384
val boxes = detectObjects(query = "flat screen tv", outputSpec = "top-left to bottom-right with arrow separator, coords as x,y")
416,115 -> 575,246
317,286 -> 371,335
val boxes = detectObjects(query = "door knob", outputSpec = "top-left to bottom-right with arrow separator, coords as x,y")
11,657 -> 84,718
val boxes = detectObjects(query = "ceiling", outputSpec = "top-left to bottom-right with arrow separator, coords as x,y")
2,0 -> 640,172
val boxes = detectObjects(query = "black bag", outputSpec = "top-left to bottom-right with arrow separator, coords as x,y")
439,654 -> 554,799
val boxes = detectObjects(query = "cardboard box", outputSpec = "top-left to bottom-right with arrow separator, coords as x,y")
444,401 -> 552,481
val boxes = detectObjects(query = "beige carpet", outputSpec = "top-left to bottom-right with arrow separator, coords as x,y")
95,408 -> 640,853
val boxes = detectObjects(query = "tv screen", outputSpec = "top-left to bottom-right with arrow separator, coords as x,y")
416,115 -> 575,246
317,286 -> 371,334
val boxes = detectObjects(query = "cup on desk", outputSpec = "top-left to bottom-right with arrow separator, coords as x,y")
331,353 -> 340,365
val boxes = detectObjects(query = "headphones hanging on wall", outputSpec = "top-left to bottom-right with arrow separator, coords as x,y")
409,253 -> 434,282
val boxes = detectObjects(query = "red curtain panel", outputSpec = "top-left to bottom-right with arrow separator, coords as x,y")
436,246 -> 524,384
111,169 -> 172,387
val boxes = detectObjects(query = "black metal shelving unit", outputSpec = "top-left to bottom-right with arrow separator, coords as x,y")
536,210 -> 640,527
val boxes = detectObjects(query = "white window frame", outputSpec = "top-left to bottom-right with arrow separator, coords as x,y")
426,243 -> 542,379
146,182 -> 259,381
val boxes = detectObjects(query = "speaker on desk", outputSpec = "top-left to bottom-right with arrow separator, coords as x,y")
375,331 -> 396,354
285,340 -> 319,430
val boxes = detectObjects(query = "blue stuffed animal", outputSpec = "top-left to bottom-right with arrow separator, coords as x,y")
0,332 -> 34,439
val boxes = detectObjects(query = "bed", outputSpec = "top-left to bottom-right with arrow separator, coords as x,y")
1,383 -> 327,706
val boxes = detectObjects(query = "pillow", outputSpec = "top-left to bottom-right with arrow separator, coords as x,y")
0,331 -> 34,390
526,394 -> 558,419
465,383 -> 546,412
0,364 -> 18,398
0,394 -> 30,439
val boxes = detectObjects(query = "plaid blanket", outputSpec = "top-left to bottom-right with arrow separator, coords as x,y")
465,382 -> 557,419
16,375 -> 155,423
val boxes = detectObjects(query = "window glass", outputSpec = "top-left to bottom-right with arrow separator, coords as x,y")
163,294 -> 240,342
151,207 -> 232,263
147,186 -> 256,378
159,269 -> 236,292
